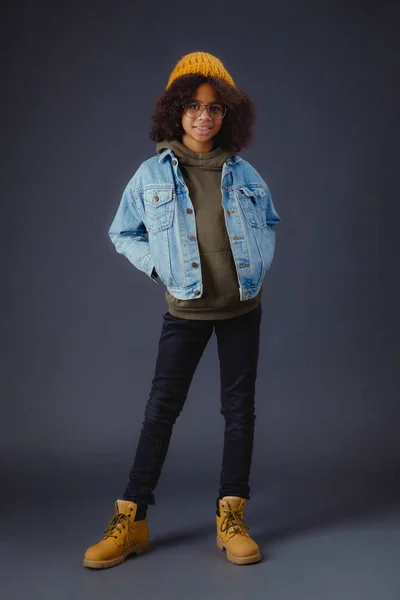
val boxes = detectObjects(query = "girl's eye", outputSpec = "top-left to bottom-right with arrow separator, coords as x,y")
210,104 -> 223,113
188,103 -> 200,110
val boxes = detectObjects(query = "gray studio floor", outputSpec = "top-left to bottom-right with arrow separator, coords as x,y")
3,469 -> 399,600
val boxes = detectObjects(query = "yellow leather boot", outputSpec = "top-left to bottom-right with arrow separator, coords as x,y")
216,496 -> 262,565
83,500 -> 150,569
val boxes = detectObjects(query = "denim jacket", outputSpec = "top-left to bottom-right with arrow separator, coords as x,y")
109,148 -> 281,301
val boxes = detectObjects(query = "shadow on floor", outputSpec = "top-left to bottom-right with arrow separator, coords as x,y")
252,477 -> 399,547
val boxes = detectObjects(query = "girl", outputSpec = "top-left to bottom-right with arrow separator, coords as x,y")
84,52 -> 280,569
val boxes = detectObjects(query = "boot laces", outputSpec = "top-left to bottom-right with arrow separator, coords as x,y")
220,507 -> 249,537
103,512 -> 131,542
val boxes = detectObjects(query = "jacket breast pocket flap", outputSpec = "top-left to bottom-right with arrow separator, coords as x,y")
237,186 -> 267,228
144,187 -> 175,232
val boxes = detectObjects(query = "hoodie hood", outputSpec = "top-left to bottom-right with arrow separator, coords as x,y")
156,139 -> 233,169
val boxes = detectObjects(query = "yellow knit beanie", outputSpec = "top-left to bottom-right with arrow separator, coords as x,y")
166,52 -> 235,90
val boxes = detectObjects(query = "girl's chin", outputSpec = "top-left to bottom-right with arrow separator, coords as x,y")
192,130 -> 215,140
182,132 -> 217,149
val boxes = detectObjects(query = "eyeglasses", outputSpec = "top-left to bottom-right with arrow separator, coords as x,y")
183,102 -> 227,120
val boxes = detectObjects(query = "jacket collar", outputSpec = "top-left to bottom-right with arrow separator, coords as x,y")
158,148 -> 243,166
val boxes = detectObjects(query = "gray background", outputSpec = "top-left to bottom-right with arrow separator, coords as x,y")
2,1 -> 399,598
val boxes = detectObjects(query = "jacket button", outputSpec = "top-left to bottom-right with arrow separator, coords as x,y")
189,235 -> 195,241
191,262 -> 198,268
194,290 -> 200,296
172,159 -> 177,166
186,208 -> 193,214
153,195 -> 159,202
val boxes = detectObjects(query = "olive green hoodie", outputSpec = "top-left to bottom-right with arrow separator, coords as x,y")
156,139 -> 262,320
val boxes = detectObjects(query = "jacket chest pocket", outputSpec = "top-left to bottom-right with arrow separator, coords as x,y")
236,186 -> 267,229
144,187 -> 175,233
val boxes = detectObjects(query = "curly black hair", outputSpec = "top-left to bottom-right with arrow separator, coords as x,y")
149,74 -> 256,153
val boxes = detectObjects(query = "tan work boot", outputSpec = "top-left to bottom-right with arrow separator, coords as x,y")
216,496 -> 262,565
83,500 -> 150,569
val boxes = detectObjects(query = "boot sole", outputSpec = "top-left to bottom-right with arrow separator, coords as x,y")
216,536 -> 262,565
83,541 -> 151,569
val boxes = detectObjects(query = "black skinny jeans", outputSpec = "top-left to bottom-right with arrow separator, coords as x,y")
123,303 -> 262,506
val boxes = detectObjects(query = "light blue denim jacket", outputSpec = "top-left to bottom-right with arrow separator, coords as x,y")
109,148 -> 281,301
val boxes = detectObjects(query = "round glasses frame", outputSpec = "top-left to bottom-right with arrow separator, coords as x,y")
183,102 -> 227,120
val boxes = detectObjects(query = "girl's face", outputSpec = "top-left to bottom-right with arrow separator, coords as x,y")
181,83 -> 223,153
